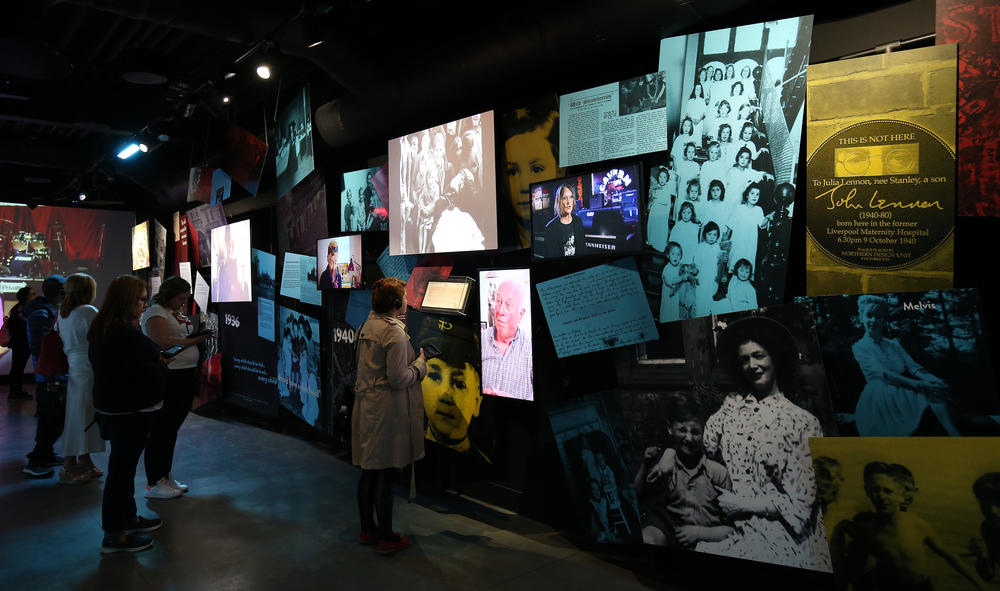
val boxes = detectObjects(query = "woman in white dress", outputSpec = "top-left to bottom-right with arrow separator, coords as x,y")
851,295 -> 957,436
685,83 -> 708,142
646,166 -> 674,251
725,147 -> 773,220
58,273 -> 104,483
670,116 -> 700,166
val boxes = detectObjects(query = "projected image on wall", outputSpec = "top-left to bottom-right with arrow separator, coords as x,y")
132,220 -> 149,271
210,220 -> 251,303
316,235 -> 362,289
0,204 -> 133,302
479,268 -> 533,401
388,110 -> 498,255
531,163 -> 643,259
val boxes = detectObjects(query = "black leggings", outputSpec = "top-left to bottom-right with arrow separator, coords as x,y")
357,468 -> 396,539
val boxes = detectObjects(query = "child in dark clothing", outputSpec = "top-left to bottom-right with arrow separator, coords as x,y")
969,472 -> 1000,582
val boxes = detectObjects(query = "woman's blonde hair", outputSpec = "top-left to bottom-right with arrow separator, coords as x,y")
60,273 -> 97,318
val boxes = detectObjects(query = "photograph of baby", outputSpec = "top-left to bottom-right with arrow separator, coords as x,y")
810,436 -> 1000,590
277,306 -> 321,428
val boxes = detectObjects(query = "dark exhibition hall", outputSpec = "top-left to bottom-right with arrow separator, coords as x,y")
2,0 -> 999,589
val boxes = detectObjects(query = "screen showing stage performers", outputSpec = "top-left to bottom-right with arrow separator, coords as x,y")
275,86 -> 315,198
340,166 -> 388,232
0,204 -> 133,303
316,235 -> 362,289
388,111 -> 498,255
210,220 -> 252,303
531,163 -> 643,259
479,268 -> 533,401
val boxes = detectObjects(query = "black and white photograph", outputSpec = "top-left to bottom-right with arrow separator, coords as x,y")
797,289 -> 1000,437
809,437 -> 1000,590
277,305 -> 321,428
388,110 -> 498,255
340,166 -> 388,232
408,309 -> 490,462
618,72 -> 667,116
275,85 -> 315,198
650,16 -> 812,322
548,392 -> 641,544
629,303 -> 836,572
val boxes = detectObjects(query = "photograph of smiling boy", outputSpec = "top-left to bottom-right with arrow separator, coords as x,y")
796,289 -> 999,437
479,269 -> 532,401
407,310 -> 489,462
809,437 -> 999,591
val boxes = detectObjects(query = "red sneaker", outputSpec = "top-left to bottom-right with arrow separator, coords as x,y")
376,534 -> 411,555
358,530 -> 379,545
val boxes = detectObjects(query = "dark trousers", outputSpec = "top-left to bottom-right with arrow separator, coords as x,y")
144,368 -> 196,486
26,378 -> 66,462
8,345 -> 30,394
358,468 -> 395,538
102,411 -> 155,533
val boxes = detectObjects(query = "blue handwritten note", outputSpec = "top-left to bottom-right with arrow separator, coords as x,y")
376,246 -> 418,282
535,258 -> 656,358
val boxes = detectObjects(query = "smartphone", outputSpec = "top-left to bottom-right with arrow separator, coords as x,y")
422,343 -> 441,359
161,344 -> 186,358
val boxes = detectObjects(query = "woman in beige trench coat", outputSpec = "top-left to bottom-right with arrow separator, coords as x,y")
352,277 -> 427,554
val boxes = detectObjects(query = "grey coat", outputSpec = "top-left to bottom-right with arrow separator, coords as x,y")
351,312 -> 427,469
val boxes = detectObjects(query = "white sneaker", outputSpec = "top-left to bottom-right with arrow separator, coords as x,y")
166,473 -> 189,493
144,477 -> 183,499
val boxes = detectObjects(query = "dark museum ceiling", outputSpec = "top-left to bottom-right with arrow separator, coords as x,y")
0,0 -> 924,213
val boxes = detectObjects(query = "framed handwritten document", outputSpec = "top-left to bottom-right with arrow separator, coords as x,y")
535,258 -> 657,358
805,45 -> 957,296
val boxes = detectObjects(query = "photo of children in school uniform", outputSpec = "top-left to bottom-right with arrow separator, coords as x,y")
809,437 -> 1000,590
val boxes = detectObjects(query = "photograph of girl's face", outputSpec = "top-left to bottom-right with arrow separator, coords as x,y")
741,125 -> 753,141
737,151 -> 751,168
719,102 -> 731,116
736,263 -> 751,281
710,184 -> 722,201
505,123 -> 560,222
741,65 -> 752,78
682,118 -> 694,135
720,126 -> 731,142
704,228 -> 719,244
687,183 -> 700,200
746,187 -> 760,205
709,144 -> 721,161
657,171 -> 668,186
667,245 -> 682,265
680,204 -> 693,221
684,145 -> 695,161
694,83 -> 704,98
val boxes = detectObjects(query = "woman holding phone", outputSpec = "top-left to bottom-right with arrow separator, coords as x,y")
140,276 -> 212,498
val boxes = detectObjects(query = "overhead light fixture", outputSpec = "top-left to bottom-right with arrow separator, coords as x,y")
157,133 -> 170,142
307,40 -> 324,49
256,64 -> 271,79
139,143 -> 148,153
78,192 -> 87,201
224,71 -> 237,80
222,96 -> 231,104
117,143 -> 141,159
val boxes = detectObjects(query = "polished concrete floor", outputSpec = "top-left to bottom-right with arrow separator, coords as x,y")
0,386 -> 653,591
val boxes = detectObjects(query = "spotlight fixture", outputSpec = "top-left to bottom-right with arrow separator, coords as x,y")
78,192 -> 87,201
307,40 -> 324,49
222,96 -> 231,104
157,133 -> 170,142
256,64 -> 271,79
117,143 -> 141,159
224,71 -> 237,80
139,143 -> 148,153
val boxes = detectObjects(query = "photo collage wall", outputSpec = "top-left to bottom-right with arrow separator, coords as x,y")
152,8 -> 1000,585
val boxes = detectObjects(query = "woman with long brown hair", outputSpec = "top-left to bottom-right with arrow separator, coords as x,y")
57,273 -> 103,483
140,276 -> 211,497
89,275 -> 169,553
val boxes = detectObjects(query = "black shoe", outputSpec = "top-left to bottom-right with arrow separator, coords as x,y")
101,532 -> 153,554
22,462 -> 54,477
43,455 -> 65,467
126,516 -> 162,534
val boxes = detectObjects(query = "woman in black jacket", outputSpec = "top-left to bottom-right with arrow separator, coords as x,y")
88,275 -> 169,553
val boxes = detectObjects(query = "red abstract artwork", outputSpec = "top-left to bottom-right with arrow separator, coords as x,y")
938,0 -> 1000,216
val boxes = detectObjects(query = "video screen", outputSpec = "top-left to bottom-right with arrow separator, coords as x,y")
388,110 -> 498,255
530,163 -> 643,259
478,268 -> 533,401
316,235 -> 362,289
132,220 -> 149,271
275,86 -> 315,198
341,166 -> 388,232
210,220 -> 252,302
0,204 -> 133,304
